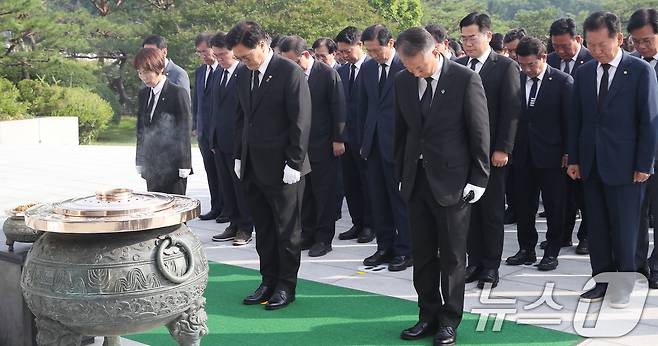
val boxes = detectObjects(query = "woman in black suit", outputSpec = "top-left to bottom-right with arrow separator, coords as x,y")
134,47 -> 192,195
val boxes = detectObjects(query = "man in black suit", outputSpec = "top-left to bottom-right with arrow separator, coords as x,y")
135,48 -> 192,195
192,33 -> 224,221
505,37 -> 573,271
394,27 -> 490,346
208,32 -> 254,246
425,24 -> 456,61
547,17 -> 594,255
629,8 -> 658,289
457,12 -> 521,289
568,11 -> 658,305
502,28 -> 526,62
335,26 -> 375,243
279,36 -> 346,257
359,24 -> 412,272
226,20 -> 311,310
142,35 -> 191,97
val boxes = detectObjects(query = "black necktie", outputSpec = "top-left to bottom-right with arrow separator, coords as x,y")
146,89 -> 156,121
220,70 -> 229,90
563,59 -> 571,75
470,58 -> 478,71
348,64 -> 356,94
251,70 -> 260,106
528,77 -> 539,107
205,66 -> 213,91
420,77 -> 434,122
378,63 -> 387,94
645,57 -> 654,63
598,64 -> 611,111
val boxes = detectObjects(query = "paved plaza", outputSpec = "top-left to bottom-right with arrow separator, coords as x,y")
1,144 -> 658,345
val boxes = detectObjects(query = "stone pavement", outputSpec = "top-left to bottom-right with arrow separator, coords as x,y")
1,144 -> 657,345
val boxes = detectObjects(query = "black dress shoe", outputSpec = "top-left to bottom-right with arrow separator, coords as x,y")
357,227 -> 375,243
300,238 -> 314,251
400,321 -> 436,340
580,283 -> 607,302
388,255 -> 413,272
562,240 -> 573,247
199,210 -> 221,220
243,284 -> 274,305
465,266 -> 481,283
503,208 -> 516,225
477,269 -> 499,289
265,289 -> 295,310
506,249 -> 536,265
433,326 -> 456,345
215,214 -> 230,223
540,240 -> 572,249
575,239 -> 589,255
308,242 -> 332,257
537,256 -> 559,271
212,224 -> 237,242
338,226 -> 359,240
363,249 -> 393,266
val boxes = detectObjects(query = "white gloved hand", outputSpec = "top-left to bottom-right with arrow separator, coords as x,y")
136,166 -> 143,175
178,169 -> 191,179
283,164 -> 301,184
462,183 -> 486,204
234,159 -> 242,179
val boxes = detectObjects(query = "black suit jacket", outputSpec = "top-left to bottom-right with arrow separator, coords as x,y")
136,79 -> 192,181
210,63 -> 243,154
307,60 -> 346,162
394,58 -> 490,206
337,56 -> 370,147
547,46 -> 593,77
192,64 -> 221,142
457,51 -> 521,155
515,66 -> 573,168
234,53 -> 312,185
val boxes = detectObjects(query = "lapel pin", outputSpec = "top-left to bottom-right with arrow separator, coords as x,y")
580,60 -> 584,64
440,89 -> 445,94
624,70 -> 628,75
548,77 -> 553,81
266,75 -> 272,82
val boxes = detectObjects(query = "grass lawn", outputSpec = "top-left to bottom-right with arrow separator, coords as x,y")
92,117 -> 198,146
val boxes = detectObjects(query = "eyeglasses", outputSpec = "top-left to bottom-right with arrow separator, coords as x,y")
631,36 -> 657,47
459,34 -> 484,44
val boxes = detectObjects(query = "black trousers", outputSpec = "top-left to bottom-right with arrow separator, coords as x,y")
302,157 -> 338,244
244,172 -> 305,291
513,161 -> 566,257
505,163 -> 515,211
335,156 -> 345,219
214,150 -> 252,229
146,177 -> 187,195
199,138 -> 223,212
563,177 -> 587,242
342,142 -> 373,230
409,166 -> 470,329
585,163 -> 644,276
467,165 -> 506,269
366,141 -> 411,256
637,171 -> 658,273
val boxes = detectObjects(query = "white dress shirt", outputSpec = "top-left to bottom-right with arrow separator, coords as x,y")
596,48 -> 623,96
468,47 -> 492,74
353,53 -> 367,79
378,49 -> 396,82
147,76 -> 166,121
304,58 -> 314,80
254,48 -> 274,88
525,63 -> 548,104
223,60 -> 239,85
417,55 -> 444,100
560,44 -> 582,73
204,61 -> 219,86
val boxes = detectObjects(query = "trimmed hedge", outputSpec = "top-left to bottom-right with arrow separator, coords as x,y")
0,77 -> 28,121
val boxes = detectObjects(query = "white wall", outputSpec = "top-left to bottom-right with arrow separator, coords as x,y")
0,117 -> 79,145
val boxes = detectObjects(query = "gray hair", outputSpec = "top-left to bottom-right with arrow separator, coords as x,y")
395,27 -> 435,57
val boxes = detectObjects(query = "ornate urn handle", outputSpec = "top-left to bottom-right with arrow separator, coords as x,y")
156,236 -> 195,284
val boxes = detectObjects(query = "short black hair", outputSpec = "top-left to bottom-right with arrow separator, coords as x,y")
628,8 -> 658,34
516,36 -> 547,57
270,34 -> 282,49
226,20 -> 268,50
312,37 -> 337,53
448,38 -> 463,54
459,12 -> 492,32
549,18 -> 577,37
504,28 -> 526,44
395,27 -> 435,57
194,32 -> 212,47
362,24 -> 393,46
583,11 -> 621,38
142,35 -> 167,49
279,35 -> 308,56
425,24 -> 448,43
490,33 -> 505,52
335,26 -> 362,45
210,32 -> 228,49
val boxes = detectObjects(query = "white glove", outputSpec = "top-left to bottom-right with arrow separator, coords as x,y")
178,169 -> 191,179
136,166 -> 143,175
283,164 -> 301,184
462,183 -> 486,204
234,159 -> 241,179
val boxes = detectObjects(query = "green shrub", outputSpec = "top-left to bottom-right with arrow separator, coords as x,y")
0,77 -> 28,121
50,87 -> 113,144
17,79 -> 61,117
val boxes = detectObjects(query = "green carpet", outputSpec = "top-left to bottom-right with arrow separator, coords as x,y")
127,262 -> 582,345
